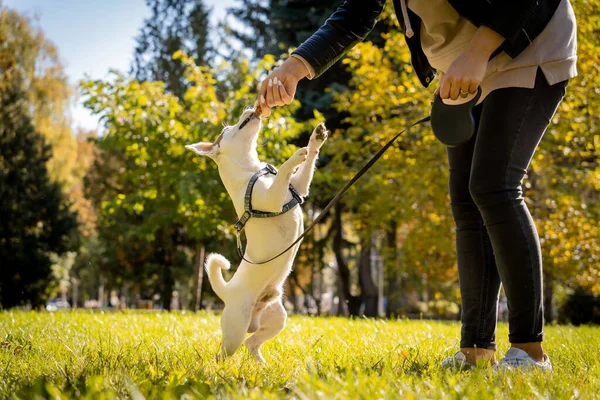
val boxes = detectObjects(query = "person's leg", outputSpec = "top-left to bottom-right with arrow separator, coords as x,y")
447,106 -> 501,365
468,70 -> 568,361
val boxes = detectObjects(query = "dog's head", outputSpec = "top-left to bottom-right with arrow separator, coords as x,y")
185,107 -> 262,161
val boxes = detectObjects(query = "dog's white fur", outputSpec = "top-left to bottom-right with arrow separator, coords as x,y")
186,107 -> 327,363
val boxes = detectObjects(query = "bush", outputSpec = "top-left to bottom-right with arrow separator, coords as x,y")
558,289 -> 600,325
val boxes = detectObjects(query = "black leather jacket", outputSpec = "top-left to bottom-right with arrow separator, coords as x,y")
293,0 -> 562,87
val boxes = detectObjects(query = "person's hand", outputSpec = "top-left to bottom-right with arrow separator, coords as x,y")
436,49 -> 488,100
257,56 -> 309,117
434,26 -> 504,101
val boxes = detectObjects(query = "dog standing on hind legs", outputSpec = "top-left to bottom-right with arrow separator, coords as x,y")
186,106 -> 327,364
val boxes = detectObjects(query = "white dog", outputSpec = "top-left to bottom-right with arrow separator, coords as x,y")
186,107 -> 327,363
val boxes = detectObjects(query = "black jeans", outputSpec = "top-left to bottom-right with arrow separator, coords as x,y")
447,69 -> 567,350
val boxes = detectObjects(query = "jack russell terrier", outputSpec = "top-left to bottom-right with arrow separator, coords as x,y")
186,106 -> 327,363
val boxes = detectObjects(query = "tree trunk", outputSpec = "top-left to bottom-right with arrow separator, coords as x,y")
313,219 -> 324,316
386,221 -> 398,318
543,270 -> 554,323
191,242 -> 205,312
98,276 -> 105,307
359,235 -> 378,317
158,229 -> 175,311
287,278 -> 298,314
162,264 -> 174,311
290,270 -> 309,314
333,206 -> 360,316
71,278 -> 79,309
336,277 -> 346,316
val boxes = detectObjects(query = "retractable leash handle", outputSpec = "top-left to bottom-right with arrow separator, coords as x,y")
430,86 -> 481,147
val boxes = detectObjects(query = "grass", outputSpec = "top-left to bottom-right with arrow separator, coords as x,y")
1,311 -> 599,399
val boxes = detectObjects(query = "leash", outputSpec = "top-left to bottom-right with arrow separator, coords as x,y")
236,115 -> 431,265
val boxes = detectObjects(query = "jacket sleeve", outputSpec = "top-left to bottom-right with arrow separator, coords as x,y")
292,0 -> 387,79
484,0 -> 538,42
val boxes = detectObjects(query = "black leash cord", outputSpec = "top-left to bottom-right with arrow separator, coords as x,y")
237,115 -> 431,265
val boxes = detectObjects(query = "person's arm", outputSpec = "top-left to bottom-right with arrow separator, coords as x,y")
257,0 -> 386,116
292,0 -> 387,79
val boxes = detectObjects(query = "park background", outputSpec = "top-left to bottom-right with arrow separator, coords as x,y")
0,0 -> 600,322
2,1 -> 600,398
1,1 -> 599,322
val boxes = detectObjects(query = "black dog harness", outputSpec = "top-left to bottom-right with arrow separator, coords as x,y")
234,164 -> 303,258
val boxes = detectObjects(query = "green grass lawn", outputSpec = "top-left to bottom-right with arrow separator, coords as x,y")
1,311 -> 598,399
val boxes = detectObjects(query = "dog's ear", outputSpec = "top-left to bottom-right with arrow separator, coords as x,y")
185,142 -> 219,158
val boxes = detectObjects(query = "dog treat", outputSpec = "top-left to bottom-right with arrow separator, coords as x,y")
255,103 -> 262,117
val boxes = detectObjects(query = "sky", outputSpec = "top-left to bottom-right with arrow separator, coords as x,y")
4,0 -> 237,132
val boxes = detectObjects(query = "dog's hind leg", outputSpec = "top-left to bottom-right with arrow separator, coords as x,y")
247,285 -> 282,334
219,301 -> 252,360
244,300 -> 287,364
248,302 -> 266,334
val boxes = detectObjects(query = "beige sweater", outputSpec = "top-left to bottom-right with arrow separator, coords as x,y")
295,0 -> 577,104
408,0 -> 578,102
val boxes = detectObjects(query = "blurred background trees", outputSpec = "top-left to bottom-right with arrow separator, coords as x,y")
0,0 -> 598,323
0,9 -> 79,308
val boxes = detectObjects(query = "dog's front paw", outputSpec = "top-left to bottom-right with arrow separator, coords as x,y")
289,147 -> 309,168
309,123 -> 328,151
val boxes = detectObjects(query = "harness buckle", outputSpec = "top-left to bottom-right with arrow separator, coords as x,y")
265,164 -> 278,174
234,210 -> 252,232
289,185 -> 304,205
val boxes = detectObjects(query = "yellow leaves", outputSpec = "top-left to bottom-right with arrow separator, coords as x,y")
126,143 -> 139,154
171,50 -> 184,60
429,213 -> 442,226
143,189 -> 158,200
261,53 -> 276,65
194,198 -> 205,207
564,250 -> 572,258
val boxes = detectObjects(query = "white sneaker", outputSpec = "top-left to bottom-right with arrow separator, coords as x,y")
494,347 -> 552,371
441,351 -> 475,370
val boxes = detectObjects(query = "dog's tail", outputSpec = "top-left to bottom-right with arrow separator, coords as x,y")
205,253 -> 231,300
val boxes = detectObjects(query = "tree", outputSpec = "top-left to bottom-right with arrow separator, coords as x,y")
0,58 -> 79,309
220,0 -> 274,60
131,0 -> 213,100
0,7 -> 78,190
1,6 -> 102,308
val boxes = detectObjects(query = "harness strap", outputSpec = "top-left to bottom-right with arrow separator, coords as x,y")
234,163 -> 304,241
